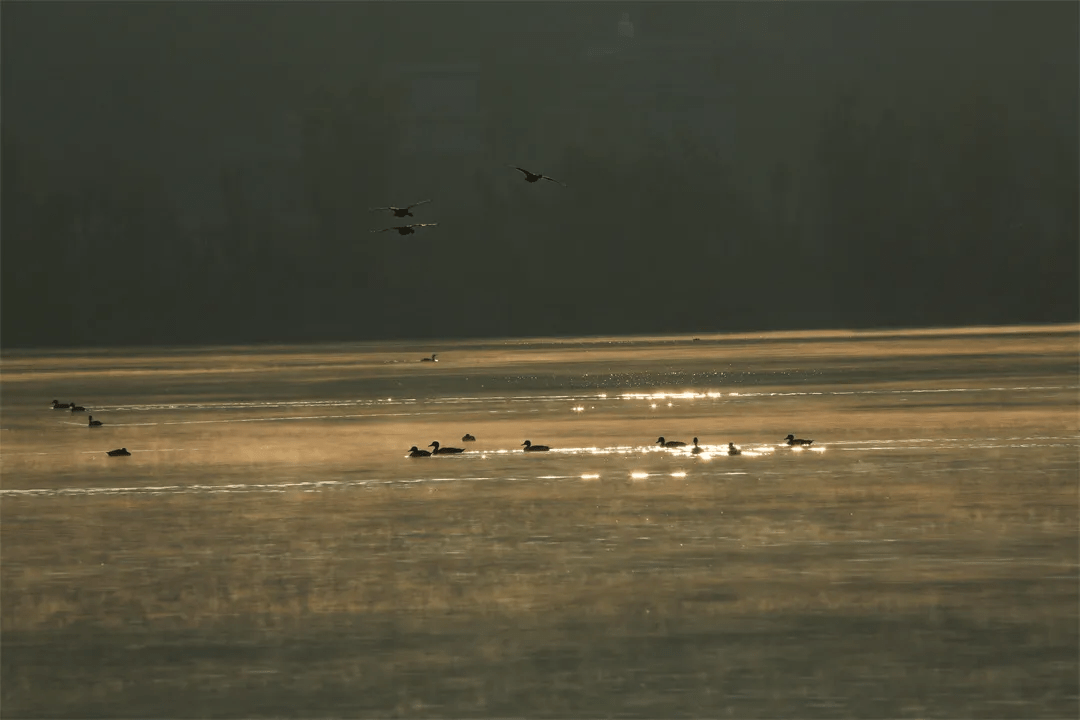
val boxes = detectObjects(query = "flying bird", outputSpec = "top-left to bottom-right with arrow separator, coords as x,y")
371,223 -> 438,236
508,166 -> 566,187
369,200 -> 432,218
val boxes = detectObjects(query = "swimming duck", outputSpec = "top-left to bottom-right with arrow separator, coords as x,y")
508,165 -> 566,187
784,434 -> 813,447
88,415 -> 103,427
51,400 -> 72,409
462,433 -> 476,442
691,437 -> 704,454
408,446 -> 432,457
369,199 -> 431,218
421,353 -> 438,362
728,443 -> 742,456
106,448 -> 131,457
70,403 -> 86,413
428,441 -> 464,455
522,440 -> 550,452
371,223 -> 438,236
657,437 -> 686,448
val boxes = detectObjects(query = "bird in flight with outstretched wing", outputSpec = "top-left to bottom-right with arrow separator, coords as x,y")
508,166 -> 566,187
369,200 -> 432,218
370,223 -> 438,236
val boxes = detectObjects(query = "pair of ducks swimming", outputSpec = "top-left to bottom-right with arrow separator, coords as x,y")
52,400 -> 86,412
408,439 -> 550,457
659,437 -> 742,456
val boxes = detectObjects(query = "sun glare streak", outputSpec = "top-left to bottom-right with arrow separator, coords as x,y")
630,471 -> 649,479
580,473 -> 600,480
670,471 -> 687,478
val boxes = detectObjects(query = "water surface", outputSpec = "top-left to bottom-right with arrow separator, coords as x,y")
2,326 -> 1077,717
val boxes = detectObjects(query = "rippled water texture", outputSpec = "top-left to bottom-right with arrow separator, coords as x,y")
2,325 -> 1078,717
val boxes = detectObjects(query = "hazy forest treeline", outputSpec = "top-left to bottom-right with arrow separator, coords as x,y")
2,2 -> 1077,348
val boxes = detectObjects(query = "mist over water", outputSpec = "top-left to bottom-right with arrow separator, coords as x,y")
2,326 -> 1078,717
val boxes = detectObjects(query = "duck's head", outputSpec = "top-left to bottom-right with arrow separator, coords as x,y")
784,434 -> 795,441
428,441 -> 439,448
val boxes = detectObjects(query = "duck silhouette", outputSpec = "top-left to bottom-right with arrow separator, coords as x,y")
522,440 -> 550,452
784,434 -> 813,447
369,199 -> 431,218
70,403 -> 86,413
508,165 -> 566,187
421,353 -> 438,362
728,443 -> 742,456
691,437 -> 704,454
88,415 -> 103,427
462,434 -> 476,442
371,223 -> 437,236
51,400 -> 72,409
408,446 -> 432,457
657,436 -> 686,448
106,448 -> 131,457
428,441 -> 464,455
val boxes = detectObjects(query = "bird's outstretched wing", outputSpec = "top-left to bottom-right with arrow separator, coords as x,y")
407,199 -> 432,209
409,223 -> 438,229
508,165 -> 531,175
541,175 -> 567,187
369,206 -> 398,212
370,227 -> 393,233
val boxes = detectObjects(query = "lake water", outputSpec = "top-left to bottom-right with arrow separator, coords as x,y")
2,325 -> 1077,717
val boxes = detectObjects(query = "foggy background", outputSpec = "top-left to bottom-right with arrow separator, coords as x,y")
2,1 -> 1077,348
